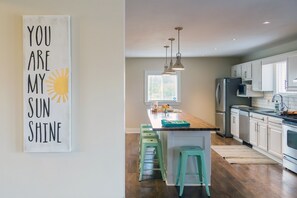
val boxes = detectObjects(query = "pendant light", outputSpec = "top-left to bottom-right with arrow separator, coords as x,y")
173,27 -> 185,71
166,38 -> 176,74
162,45 -> 170,75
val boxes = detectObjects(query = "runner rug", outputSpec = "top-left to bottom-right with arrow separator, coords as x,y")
211,145 -> 278,164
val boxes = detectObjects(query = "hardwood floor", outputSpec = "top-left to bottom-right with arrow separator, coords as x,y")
125,133 -> 297,198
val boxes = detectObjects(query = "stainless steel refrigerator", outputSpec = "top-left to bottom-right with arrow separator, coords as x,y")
215,78 -> 251,137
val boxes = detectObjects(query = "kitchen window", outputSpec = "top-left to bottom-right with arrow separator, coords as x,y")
145,71 -> 181,104
275,60 -> 296,94
275,61 -> 287,94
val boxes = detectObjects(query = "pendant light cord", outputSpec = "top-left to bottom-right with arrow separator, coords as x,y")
178,29 -> 180,54
170,39 -> 173,63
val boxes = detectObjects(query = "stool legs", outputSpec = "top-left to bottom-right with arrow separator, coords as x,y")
176,153 -> 181,186
178,154 -> 187,196
138,142 -> 146,181
156,143 -> 165,181
200,152 -> 210,196
197,156 -> 203,184
176,149 -> 210,197
139,139 -> 165,182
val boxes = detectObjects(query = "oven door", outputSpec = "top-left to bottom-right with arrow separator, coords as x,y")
283,123 -> 297,159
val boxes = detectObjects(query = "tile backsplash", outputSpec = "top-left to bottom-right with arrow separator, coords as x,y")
252,92 -> 297,110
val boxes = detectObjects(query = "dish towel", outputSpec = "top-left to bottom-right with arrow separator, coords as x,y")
161,119 -> 190,127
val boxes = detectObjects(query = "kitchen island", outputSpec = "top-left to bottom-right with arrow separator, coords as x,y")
147,109 -> 219,186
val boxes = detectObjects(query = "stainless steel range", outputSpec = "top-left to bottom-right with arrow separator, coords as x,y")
282,115 -> 297,174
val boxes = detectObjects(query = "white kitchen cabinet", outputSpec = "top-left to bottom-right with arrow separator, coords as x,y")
286,54 -> 297,91
231,64 -> 242,78
252,60 -> 273,91
257,122 -> 268,151
230,108 -> 239,137
267,117 -> 283,159
249,118 -> 258,145
231,66 -> 237,77
249,113 -> 268,151
241,62 -> 252,81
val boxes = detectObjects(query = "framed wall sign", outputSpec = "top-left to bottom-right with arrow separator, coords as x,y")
23,15 -> 71,152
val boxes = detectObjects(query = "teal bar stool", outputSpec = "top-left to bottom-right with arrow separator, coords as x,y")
139,138 -> 165,181
139,131 -> 159,158
140,123 -> 152,129
176,146 -> 210,197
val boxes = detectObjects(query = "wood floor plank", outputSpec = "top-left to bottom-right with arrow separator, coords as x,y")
126,133 -> 297,198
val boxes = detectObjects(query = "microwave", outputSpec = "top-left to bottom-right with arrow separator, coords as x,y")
238,84 -> 249,95
237,84 -> 263,97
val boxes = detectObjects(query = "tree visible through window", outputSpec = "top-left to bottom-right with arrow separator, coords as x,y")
145,71 -> 180,103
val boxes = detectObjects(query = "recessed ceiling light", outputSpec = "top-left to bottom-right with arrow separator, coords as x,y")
214,48 -> 217,50
263,21 -> 270,25
232,38 -> 237,41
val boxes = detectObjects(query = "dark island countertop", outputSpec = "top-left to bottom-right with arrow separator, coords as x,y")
147,109 -> 219,131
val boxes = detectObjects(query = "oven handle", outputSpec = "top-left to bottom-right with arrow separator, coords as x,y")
284,155 -> 297,164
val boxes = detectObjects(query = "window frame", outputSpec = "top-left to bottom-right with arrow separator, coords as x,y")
144,70 -> 181,106
273,59 -> 297,95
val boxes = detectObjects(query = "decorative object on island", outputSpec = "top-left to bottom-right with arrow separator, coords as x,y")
173,27 -> 185,71
161,45 -> 170,75
162,104 -> 170,113
23,15 -> 71,152
167,38 -> 176,74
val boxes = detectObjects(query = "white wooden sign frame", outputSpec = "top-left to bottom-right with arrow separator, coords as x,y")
23,15 -> 71,152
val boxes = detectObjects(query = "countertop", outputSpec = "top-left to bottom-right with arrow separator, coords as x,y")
147,109 -> 219,131
231,105 -> 297,123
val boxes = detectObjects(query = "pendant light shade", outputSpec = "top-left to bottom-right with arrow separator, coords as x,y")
166,38 -> 176,74
162,45 -> 170,75
173,27 -> 185,71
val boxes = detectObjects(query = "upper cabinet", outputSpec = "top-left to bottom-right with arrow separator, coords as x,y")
252,60 -> 273,91
241,62 -> 252,81
231,64 -> 242,78
231,63 -> 251,81
286,54 -> 297,91
231,50 -> 297,93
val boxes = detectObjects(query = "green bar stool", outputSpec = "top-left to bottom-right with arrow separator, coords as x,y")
176,146 -> 210,197
139,138 -> 165,181
139,131 -> 159,158
140,123 -> 152,129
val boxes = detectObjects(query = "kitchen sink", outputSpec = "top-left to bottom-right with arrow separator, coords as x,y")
260,110 -> 275,113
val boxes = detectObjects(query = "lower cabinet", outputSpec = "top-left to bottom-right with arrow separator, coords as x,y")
249,113 -> 268,151
249,118 -> 258,145
267,117 -> 283,159
249,113 -> 283,160
258,122 -> 268,151
230,108 -> 239,137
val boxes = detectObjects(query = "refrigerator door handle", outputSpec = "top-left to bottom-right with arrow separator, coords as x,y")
216,83 -> 221,105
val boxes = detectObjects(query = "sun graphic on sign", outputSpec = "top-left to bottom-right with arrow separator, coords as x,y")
46,68 -> 69,103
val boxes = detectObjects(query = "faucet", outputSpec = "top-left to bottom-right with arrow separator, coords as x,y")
272,94 -> 286,113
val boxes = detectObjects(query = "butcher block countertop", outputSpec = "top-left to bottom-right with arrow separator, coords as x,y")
147,109 -> 219,131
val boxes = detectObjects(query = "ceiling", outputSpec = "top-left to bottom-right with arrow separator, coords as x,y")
125,0 -> 297,57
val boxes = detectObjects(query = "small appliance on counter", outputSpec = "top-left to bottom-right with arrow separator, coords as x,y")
215,78 -> 251,137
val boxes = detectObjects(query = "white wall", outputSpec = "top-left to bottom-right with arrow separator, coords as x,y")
126,57 -> 240,129
0,1 -> 125,198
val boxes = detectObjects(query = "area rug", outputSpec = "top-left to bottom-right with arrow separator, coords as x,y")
211,145 -> 278,164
